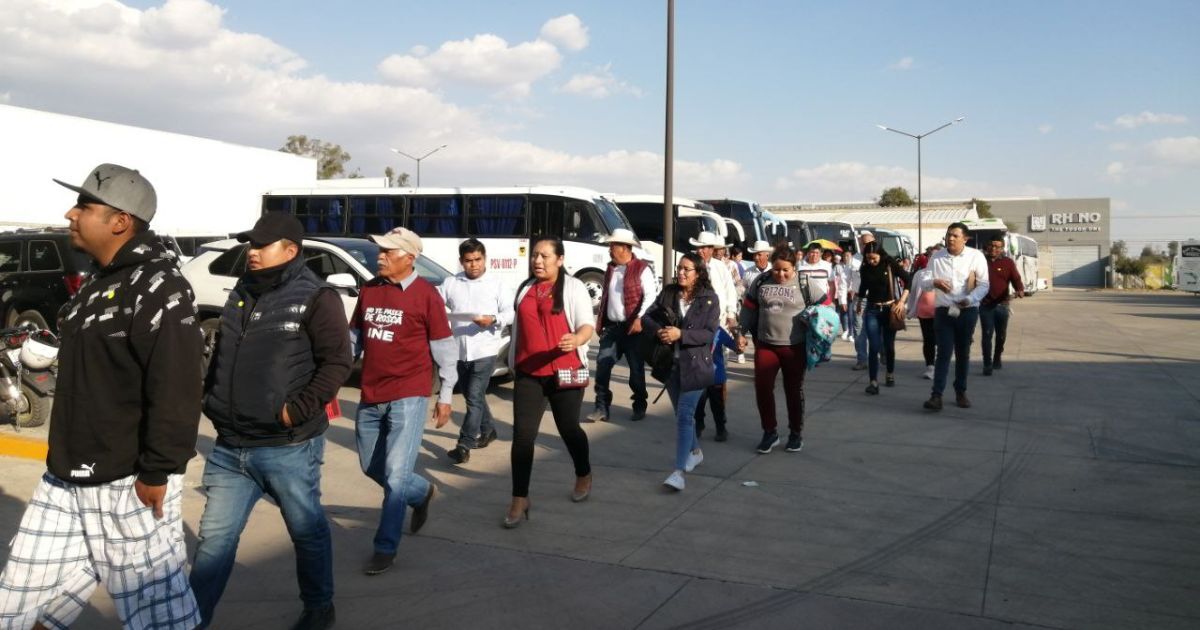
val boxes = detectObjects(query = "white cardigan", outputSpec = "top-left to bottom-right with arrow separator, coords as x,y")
509,274 -> 596,371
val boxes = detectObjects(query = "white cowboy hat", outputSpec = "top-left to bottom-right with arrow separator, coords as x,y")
747,239 -> 772,253
604,228 -> 640,247
688,231 -> 723,249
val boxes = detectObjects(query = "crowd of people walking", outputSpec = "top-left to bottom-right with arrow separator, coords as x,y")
0,163 -> 1025,630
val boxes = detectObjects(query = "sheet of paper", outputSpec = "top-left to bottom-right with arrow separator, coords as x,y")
448,312 -> 486,322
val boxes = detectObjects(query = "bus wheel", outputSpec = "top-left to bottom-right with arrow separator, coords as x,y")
578,271 -> 605,312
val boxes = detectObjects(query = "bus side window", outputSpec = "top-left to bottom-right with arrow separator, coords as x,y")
530,198 -> 563,239
263,196 -> 294,215
407,196 -> 464,236
295,197 -> 346,235
468,196 -> 527,236
564,201 -> 598,241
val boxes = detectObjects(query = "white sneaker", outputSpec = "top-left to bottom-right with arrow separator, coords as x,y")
922,365 -> 934,380
840,331 -> 848,340
735,353 -> 747,364
663,471 -> 685,491
685,450 -> 704,472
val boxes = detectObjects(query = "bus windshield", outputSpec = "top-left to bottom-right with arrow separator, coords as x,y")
702,200 -> 758,247
808,222 -> 858,252
593,197 -> 633,235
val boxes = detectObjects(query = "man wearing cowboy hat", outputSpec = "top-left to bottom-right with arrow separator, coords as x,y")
743,240 -> 773,287
691,231 -> 739,331
588,228 -> 658,423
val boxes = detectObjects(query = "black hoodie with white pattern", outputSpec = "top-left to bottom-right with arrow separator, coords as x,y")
47,232 -> 203,486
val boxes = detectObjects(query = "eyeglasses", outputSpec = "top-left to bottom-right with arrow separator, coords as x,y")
676,266 -> 697,274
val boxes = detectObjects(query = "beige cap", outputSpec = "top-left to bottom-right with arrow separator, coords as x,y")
370,227 -> 423,255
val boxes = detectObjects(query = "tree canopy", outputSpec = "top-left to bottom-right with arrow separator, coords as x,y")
280,135 -> 352,179
878,187 -> 914,207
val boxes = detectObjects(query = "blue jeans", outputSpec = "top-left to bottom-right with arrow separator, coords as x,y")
191,438 -> 332,625
457,356 -> 496,448
593,323 -> 648,415
666,368 -> 702,471
852,298 -> 868,362
932,306 -> 979,396
979,303 -> 1010,367
863,305 -> 897,381
356,397 -> 431,555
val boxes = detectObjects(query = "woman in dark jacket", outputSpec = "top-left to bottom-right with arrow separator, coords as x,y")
642,252 -> 720,491
857,241 -> 911,394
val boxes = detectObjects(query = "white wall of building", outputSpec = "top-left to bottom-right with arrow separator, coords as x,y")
0,104 -> 316,235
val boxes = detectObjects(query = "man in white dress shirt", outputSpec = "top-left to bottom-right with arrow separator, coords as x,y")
923,223 -> 991,411
588,228 -> 658,423
691,231 -> 739,331
439,238 -> 515,463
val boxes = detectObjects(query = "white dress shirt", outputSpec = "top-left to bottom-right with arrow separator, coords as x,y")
927,246 -> 991,309
438,271 -> 515,362
604,263 -> 659,324
706,256 -> 739,324
743,264 -> 769,288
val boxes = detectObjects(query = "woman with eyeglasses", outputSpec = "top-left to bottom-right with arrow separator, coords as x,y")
857,241 -> 911,394
504,236 -> 595,528
641,252 -> 720,491
737,245 -> 818,455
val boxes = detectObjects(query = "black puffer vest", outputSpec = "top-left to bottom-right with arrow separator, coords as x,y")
203,256 -> 327,447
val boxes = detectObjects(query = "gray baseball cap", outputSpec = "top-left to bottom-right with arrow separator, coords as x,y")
54,163 -> 157,223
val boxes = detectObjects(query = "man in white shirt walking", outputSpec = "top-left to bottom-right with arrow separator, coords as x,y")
924,222 -> 991,411
691,231 -> 739,331
588,229 -> 658,423
742,240 -> 772,287
797,241 -> 833,300
439,238 -> 515,463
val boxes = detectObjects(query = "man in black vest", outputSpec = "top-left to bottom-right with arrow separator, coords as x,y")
190,213 -> 352,630
587,228 -> 657,423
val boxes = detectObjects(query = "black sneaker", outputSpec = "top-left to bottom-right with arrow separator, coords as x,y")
993,357 -> 1003,370
756,432 -> 780,454
363,553 -> 395,576
714,428 -> 728,442
785,433 -> 803,452
291,604 -> 336,629
631,407 -> 647,422
865,383 -> 879,395
476,428 -> 498,449
448,446 -> 470,464
983,365 -> 993,376
410,485 -> 436,534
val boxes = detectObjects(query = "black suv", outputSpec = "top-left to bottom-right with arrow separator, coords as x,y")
0,228 -> 94,332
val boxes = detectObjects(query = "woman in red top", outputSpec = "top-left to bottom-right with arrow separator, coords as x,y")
505,236 -> 596,528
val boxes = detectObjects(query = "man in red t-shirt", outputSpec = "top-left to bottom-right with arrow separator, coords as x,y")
980,235 -> 1025,375
350,227 -> 457,576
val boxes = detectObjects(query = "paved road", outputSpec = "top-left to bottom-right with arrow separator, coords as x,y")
1,289 -> 1198,629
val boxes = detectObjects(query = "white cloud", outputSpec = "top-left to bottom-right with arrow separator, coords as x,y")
888,56 -> 914,71
1146,136 -> 1200,166
378,33 -> 562,97
540,14 -> 588,51
559,64 -> 641,99
1106,161 -> 1127,182
1097,111 -> 1189,131
773,161 -> 1055,200
1038,124 -> 1053,135
139,0 -> 224,48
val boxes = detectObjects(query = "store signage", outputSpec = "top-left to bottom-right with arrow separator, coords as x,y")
1029,212 -> 1103,233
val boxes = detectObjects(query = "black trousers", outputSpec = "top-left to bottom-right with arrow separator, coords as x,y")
693,383 -> 727,434
919,317 -> 936,366
511,373 -> 590,498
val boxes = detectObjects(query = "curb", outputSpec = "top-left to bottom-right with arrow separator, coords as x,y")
0,434 -> 48,461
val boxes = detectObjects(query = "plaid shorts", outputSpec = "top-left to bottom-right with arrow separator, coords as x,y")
0,473 -> 199,629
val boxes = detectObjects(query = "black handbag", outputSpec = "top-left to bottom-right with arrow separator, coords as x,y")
638,290 -> 680,384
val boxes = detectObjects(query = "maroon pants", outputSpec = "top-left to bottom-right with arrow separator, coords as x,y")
754,342 -> 807,434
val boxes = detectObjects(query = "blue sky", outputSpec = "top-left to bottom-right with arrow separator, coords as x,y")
3,0 -> 1198,247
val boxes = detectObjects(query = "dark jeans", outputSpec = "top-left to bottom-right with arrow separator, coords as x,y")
979,303 -> 1011,367
511,373 -> 590,498
191,438 -> 332,625
754,342 -> 807,435
593,323 -> 648,415
457,356 -> 496,448
919,317 -> 936,366
693,383 -> 727,434
932,306 -> 979,397
863,305 -> 897,381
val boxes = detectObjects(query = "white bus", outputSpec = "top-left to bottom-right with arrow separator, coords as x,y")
961,218 -> 1039,295
700,198 -> 785,249
607,195 -> 728,268
261,185 -> 648,306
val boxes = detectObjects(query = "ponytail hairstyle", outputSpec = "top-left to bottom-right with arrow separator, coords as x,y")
529,234 -> 567,314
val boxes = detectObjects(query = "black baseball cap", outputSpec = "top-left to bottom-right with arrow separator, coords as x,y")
237,213 -> 304,247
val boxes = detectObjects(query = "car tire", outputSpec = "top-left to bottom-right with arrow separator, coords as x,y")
14,384 -> 50,428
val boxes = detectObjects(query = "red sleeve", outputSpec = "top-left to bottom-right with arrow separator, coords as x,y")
427,284 -> 452,341
1008,258 -> 1026,293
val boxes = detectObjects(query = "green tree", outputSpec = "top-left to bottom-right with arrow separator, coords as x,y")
878,186 -> 914,207
1111,240 -> 1127,259
971,198 -> 994,219
280,135 -> 352,179
384,167 -> 411,187
1168,241 -> 1179,257
1115,256 -> 1148,288
1139,245 -> 1156,259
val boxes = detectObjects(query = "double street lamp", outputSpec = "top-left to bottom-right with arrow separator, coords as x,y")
389,144 -> 448,187
876,117 -> 965,250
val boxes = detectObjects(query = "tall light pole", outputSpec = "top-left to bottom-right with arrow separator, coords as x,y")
662,0 -> 675,287
390,144 -> 447,187
876,117 -> 964,250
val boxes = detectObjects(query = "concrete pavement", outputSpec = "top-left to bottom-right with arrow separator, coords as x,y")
1,289 -> 1197,629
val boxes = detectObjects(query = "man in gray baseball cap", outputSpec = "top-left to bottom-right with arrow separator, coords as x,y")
54,162 -> 157,223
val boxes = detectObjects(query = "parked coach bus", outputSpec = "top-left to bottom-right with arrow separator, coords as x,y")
962,218 -> 1039,295
701,198 -> 786,250
607,195 -> 729,269
261,185 -> 649,306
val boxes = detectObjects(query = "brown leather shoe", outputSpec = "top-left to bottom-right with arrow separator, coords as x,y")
956,393 -> 971,408
923,395 -> 943,411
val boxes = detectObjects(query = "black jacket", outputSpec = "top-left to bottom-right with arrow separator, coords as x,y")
641,285 -> 720,392
203,254 -> 352,447
48,233 -> 202,486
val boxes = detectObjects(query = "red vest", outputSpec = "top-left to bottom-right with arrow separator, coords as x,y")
598,257 -> 650,329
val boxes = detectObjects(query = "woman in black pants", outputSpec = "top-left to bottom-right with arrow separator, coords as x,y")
505,236 -> 596,528
857,242 -> 910,394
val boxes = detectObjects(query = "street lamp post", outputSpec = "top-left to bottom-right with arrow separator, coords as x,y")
389,145 -> 447,187
876,117 -> 965,250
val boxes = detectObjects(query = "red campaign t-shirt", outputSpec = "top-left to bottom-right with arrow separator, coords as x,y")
352,276 -> 452,404
515,281 -> 580,377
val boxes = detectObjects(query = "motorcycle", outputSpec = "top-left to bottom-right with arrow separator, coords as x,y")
1,325 -> 59,429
